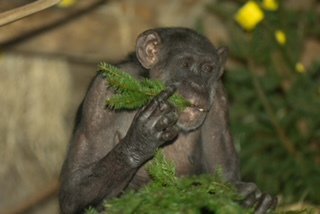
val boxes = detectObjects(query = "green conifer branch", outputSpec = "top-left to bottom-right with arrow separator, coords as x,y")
100,62 -> 141,93
146,150 -> 177,186
99,149 -> 250,214
99,62 -> 190,110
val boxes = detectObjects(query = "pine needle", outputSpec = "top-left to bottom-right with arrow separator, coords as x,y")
97,149 -> 250,214
99,62 -> 190,110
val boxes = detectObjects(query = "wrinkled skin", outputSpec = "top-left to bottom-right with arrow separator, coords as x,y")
59,28 -> 277,214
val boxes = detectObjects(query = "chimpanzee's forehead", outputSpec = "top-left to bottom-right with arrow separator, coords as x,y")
165,39 -> 218,59
160,29 -> 217,54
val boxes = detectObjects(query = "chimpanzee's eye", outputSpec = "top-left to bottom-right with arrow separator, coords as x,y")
181,57 -> 193,69
201,63 -> 213,73
182,61 -> 189,68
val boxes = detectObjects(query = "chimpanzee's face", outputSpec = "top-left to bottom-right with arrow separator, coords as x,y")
153,48 -> 223,131
136,28 -> 227,131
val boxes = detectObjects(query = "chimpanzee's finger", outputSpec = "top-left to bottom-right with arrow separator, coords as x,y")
235,182 -> 259,199
161,125 -> 179,142
139,85 -> 177,120
268,196 -> 278,212
156,85 -> 177,103
254,194 -> 274,214
242,192 -> 257,208
155,111 -> 179,131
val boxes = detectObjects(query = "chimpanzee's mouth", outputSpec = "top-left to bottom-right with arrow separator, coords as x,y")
177,104 -> 209,131
195,107 -> 209,112
175,87 -> 210,113
188,104 -> 210,113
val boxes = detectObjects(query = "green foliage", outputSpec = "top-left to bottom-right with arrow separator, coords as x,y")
85,207 -> 99,214
209,0 -> 320,205
85,148 -> 310,214
102,150 -> 250,214
147,150 -> 177,187
104,176 -> 249,214
99,63 -> 190,111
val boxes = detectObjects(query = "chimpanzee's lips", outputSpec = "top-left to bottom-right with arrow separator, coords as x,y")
177,90 -> 210,112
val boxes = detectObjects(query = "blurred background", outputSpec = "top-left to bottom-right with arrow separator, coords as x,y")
0,0 -> 319,213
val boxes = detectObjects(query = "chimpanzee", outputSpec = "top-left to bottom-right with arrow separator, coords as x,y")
59,27 -> 277,214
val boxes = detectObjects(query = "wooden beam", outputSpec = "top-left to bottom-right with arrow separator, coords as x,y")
0,0 -> 61,27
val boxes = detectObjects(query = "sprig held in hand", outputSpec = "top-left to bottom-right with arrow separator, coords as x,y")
99,62 -> 190,110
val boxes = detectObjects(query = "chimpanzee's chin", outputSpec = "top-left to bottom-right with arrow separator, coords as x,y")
177,107 -> 207,132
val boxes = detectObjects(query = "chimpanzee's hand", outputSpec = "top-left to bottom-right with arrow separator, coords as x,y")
235,181 -> 277,214
122,85 -> 179,167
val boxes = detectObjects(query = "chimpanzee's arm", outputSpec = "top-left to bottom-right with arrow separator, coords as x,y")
59,73 -> 179,213
59,73 -> 138,213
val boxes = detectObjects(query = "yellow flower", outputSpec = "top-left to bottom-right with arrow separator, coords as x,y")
235,1 -> 265,31
295,63 -> 306,73
262,0 -> 279,11
58,0 -> 77,8
274,30 -> 286,45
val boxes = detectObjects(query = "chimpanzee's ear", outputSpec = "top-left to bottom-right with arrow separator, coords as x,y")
136,30 -> 161,69
217,47 -> 228,78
